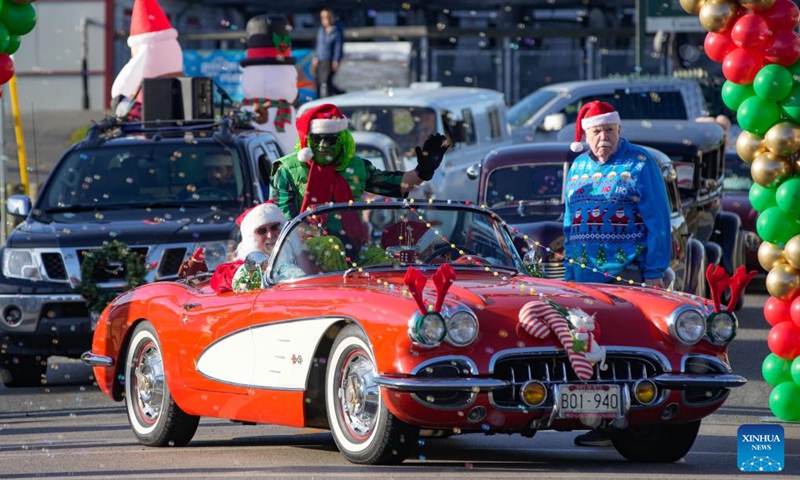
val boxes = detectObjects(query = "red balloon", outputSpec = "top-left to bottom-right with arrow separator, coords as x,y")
764,30 -> 800,66
705,32 -> 736,63
0,54 -> 14,85
766,296 -> 793,327
722,47 -> 765,84
731,14 -> 772,49
768,321 -> 800,359
792,296 -> 800,327
763,0 -> 800,32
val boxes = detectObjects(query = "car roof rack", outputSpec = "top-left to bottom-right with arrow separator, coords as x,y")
84,111 -> 252,143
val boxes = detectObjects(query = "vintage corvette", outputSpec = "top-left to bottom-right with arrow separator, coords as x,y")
83,201 -> 745,465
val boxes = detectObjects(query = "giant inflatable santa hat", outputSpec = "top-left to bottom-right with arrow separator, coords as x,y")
240,14 -> 299,152
570,100 -> 620,153
111,0 -> 184,110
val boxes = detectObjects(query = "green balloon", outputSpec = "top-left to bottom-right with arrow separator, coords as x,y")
757,206 -> 800,246
792,356 -> 800,387
0,19 -> 9,54
722,80 -> 756,111
754,64 -> 794,103
0,2 -> 36,37
789,58 -> 800,78
5,35 -> 18,55
763,353 -> 793,386
780,84 -> 800,123
776,177 -> 800,215
769,381 -> 800,421
738,96 -> 781,136
750,183 -> 778,213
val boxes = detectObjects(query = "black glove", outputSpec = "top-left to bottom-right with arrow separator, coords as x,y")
414,133 -> 450,181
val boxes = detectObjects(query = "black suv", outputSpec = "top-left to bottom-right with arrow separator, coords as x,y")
0,116 -> 285,387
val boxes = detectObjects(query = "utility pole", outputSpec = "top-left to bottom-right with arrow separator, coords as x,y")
80,17 -> 104,110
635,0 -> 646,74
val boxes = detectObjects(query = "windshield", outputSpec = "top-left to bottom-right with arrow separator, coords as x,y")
507,90 -> 558,128
338,106 -> 437,157
270,203 -> 526,282
724,154 -> 753,192
40,144 -> 245,212
485,163 -> 566,208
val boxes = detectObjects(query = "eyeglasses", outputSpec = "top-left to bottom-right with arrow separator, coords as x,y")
310,133 -> 340,145
255,223 -> 281,235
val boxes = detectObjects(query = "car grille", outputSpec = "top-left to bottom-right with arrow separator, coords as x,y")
490,352 -> 664,409
540,261 -> 565,280
41,252 -> 67,280
682,355 -> 731,405
158,247 -> 187,277
77,247 -> 149,281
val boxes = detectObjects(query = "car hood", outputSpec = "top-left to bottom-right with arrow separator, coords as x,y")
7,207 -> 240,248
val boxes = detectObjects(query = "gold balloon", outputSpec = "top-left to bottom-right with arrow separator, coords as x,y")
785,235 -> 800,270
739,0 -> 776,11
759,241 -> 787,271
736,131 -> 765,163
765,122 -> 799,157
699,0 -> 739,33
751,152 -> 793,187
766,263 -> 800,300
680,0 -> 708,15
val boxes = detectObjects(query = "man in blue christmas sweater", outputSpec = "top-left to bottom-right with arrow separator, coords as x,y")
564,100 -> 671,288
564,101 -> 671,447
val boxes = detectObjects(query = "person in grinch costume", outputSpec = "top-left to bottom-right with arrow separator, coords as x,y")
270,103 -> 448,261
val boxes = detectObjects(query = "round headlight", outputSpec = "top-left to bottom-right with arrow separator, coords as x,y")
707,311 -> 737,343
674,309 -> 706,345
409,312 -> 446,346
446,310 -> 479,347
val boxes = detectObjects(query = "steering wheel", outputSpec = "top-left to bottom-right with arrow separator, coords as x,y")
194,187 -> 236,200
423,244 -> 478,264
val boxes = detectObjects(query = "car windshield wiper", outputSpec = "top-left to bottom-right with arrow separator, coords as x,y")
41,204 -> 134,214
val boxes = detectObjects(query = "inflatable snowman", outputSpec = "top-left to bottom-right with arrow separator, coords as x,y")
240,15 -> 300,153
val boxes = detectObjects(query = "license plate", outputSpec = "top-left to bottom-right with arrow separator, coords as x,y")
556,384 -> 620,419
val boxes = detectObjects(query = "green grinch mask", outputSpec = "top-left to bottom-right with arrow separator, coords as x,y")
310,132 -> 344,166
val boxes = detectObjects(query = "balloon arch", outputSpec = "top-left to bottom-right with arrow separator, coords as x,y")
0,0 -> 37,96
685,0 -> 800,421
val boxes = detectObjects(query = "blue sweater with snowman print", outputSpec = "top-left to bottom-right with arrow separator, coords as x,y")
563,138 -> 671,283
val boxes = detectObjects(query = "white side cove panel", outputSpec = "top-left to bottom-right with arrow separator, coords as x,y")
196,317 -> 342,390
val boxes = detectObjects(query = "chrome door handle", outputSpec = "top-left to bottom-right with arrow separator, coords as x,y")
183,302 -> 201,311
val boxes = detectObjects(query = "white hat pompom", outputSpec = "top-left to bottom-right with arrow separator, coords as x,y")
570,141 -> 584,153
298,147 -> 314,162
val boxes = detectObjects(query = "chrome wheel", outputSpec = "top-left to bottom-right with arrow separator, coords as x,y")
132,341 -> 165,425
338,351 -> 380,439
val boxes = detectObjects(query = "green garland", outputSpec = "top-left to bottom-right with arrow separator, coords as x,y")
73,240 -> 147,315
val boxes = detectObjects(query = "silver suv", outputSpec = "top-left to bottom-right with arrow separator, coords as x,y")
507,77 -> 708,144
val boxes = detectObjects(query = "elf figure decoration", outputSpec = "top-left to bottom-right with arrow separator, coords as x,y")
239,14 -> 299,153
111,0 -> 184,119
518,299 -> 606,381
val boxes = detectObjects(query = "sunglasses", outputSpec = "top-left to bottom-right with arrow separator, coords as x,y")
310,133 -> 340,145
255,223 -> 281,235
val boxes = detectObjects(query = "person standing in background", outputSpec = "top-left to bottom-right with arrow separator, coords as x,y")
311,7 -> 345,98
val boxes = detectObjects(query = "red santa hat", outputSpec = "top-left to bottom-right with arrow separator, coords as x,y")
128,0 -> 177,48
296,103 -> 349,162
570,101 -> 620,153
236,200 -> 287,232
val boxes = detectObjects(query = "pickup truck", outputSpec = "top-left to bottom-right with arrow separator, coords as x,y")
507,77 -> 708,144
0,116 -> 285,387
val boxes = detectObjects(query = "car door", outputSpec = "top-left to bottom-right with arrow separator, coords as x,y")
178,289 -> 258,394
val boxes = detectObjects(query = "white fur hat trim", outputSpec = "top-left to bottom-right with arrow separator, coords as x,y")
581,111 -> 620,130
309,118 -> 348,134
128,27 -> 179,48
240,203 -> 287,238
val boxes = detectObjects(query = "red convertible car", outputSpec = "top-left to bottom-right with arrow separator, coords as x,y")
83,201 -> 745,465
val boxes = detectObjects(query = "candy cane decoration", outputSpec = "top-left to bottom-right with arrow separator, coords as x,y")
519,300 -> 595,381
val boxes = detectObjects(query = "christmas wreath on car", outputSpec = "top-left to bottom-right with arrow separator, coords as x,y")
73,240 -> 147,315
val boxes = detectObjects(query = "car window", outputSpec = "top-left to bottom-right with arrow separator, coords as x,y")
461,108 -> 477,144
507,90 -> 558,127
724,156 -> 753,192
356,146 -> 389,171
41,144 -> 245,211
485,163 -> 565,208
561,90 -> 688,124
339,106 -> 437,157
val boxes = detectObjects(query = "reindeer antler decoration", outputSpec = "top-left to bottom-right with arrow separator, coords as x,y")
705,264 -> 757,312
404,264 -> 457,315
